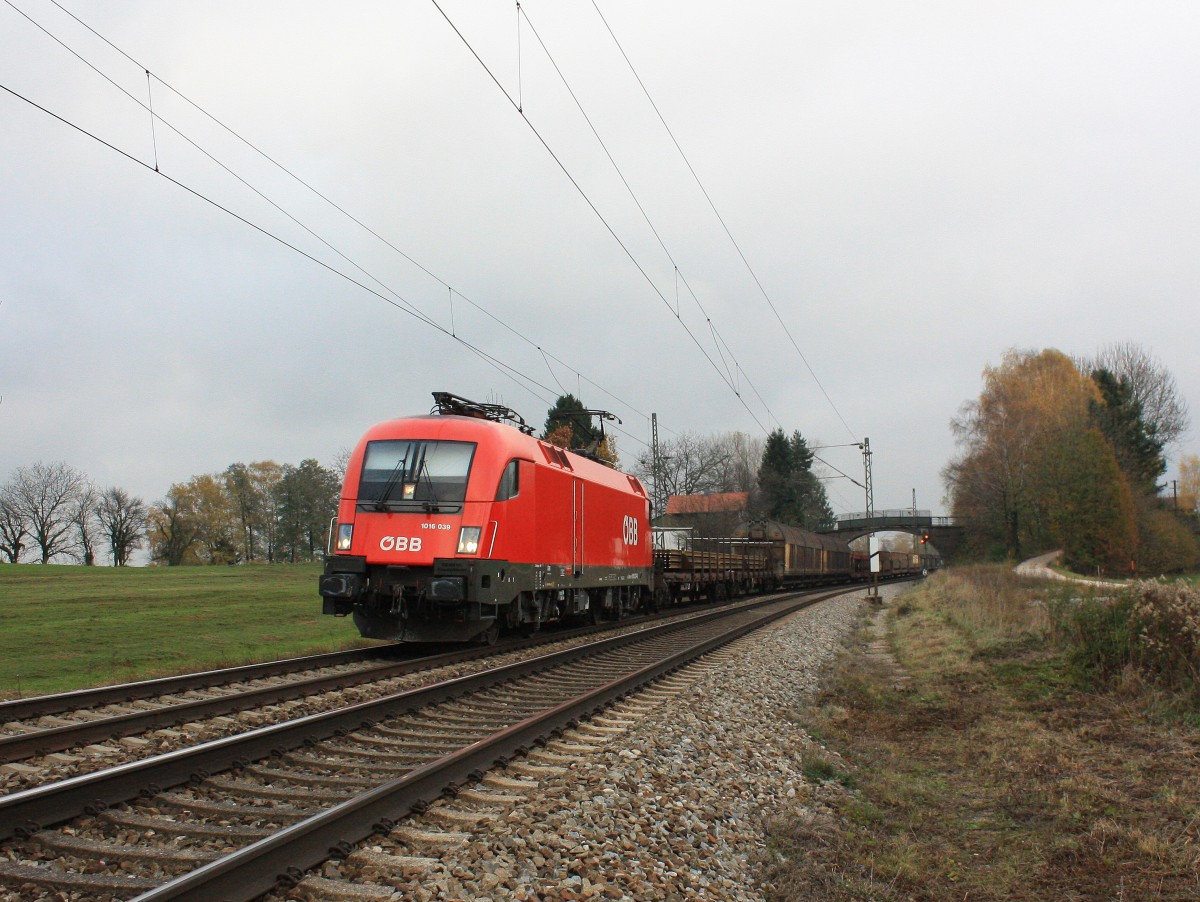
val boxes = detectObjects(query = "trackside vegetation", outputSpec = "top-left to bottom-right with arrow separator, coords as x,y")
0,563 -> 371,697
767,568 -> 1200,901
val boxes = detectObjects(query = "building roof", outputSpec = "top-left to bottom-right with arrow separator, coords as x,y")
664,492 -> 749,515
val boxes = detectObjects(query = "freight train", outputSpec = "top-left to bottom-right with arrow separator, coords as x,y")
319,393 -> 933,643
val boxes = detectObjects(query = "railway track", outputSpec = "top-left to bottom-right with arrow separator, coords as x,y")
0,614 -> 680,778
0,585 -> 857,901
0,645 -> 414,766
0,581 -> 864,784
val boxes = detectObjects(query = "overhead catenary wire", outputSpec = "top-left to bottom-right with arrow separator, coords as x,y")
144,68 -> 158,171
12,2 -> 857,469
588,0 -> 860,444
514,3 -> 781,432
429,0 -> 770,437
0,79 -> 577,427
32,0 -> 771,451
33,0 -> 654,429
0,73 -> 657,453
10,0 -> 656,448
10,0 -> 446,335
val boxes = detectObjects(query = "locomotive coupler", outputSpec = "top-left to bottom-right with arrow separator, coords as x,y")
319,555 -> 366,616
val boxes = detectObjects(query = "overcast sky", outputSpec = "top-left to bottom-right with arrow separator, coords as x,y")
2,0 -> 1198,521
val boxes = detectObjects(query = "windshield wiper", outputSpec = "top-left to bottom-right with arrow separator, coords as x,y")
373,453 -> 410,511
415,451 -> 441,513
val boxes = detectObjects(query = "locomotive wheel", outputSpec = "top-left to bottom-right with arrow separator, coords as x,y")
475,620 -> 500,646
651,587 -> 668,612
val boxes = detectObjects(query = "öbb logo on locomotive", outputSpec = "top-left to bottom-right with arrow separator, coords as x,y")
622,514 -> 639,546
379,536 -> 423,552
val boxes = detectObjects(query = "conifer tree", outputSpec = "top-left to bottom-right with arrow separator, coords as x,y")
543,394 -> 597,449
757,429 -> 832,529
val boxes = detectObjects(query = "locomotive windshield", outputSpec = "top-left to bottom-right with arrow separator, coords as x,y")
358,440 -> 476,512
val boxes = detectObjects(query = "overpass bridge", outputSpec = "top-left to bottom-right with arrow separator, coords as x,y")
817,510 -> 964,558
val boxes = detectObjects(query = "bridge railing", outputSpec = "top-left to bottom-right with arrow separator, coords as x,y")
817,512 -> 958,531
834,509 -> 932,522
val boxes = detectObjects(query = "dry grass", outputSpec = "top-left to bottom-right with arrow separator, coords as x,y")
766,567 -> 1200,901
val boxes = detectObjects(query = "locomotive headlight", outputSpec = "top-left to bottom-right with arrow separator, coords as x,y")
457,526 -> 482,555
335,523 -> 354,551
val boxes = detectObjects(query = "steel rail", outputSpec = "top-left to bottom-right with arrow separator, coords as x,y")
0,611 -> 672,725
0,586 -> 847,842
0,639 -> 535,764
132,588 -> 848,901
0,614 -> 678,764
0,644 -> 406,722
1,572 -> 901,726
0,614 -> 668,726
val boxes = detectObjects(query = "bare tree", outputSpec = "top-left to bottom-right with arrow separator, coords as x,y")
709,432 -> 764,494
1082,341 -> 1190,448
635,431 -> 765,510
72,483 -> 101,565
330,447 -> 353,483
8,462 -> 87,563
0,483 -> 28,563
96,486 -> 148,567
635,432 -> 728,499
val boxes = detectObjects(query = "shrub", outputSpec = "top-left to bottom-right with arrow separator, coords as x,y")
801,750 -> 855,787
1055,582 -> 1200,697
1052,591 -> 1136,679
1129,582 -> 1200,688
1135,505 -> 1200,576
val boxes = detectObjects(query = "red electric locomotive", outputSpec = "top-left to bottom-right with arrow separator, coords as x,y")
320,393 -> 654,643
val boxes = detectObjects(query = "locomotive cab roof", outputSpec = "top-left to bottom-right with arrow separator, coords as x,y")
347,410 -> 647,499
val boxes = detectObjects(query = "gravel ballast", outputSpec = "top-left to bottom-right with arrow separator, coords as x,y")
333,586 -> 883,902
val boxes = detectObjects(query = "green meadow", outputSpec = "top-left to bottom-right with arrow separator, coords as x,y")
0,563 -> 373,697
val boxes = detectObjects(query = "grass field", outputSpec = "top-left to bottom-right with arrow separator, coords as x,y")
768,567 -> 1200,901
0,563 -> 374,697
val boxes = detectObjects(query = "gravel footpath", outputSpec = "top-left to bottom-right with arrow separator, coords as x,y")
328,587 -> 877,902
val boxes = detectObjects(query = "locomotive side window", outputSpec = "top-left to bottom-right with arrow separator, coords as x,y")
495,459 -> 521,501
358,440 -> 476,511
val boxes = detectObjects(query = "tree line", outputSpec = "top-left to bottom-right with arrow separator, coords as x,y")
0,458 -> 341,566
0,462 -> 146,566
5,393 -> 839,565
944,342 -> 1198,575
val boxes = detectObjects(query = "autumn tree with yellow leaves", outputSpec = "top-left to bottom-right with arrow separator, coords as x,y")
1179,455 -> 1200,514
944,349 -> 1137,572
946,346 -> 1197,575
147,459 -> 339,565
